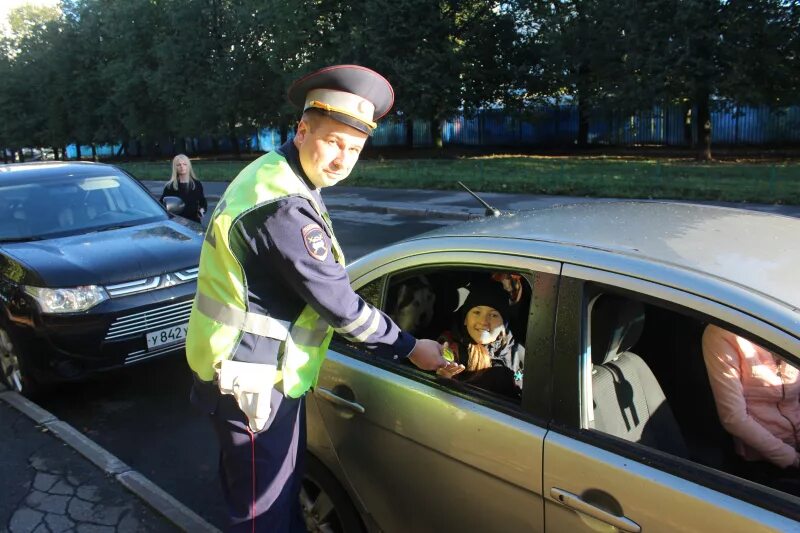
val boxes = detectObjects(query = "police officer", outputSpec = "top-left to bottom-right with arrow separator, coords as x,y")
186,64 -> 463,532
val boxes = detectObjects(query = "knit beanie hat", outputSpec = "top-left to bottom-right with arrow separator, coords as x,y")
459,282 -> 510,323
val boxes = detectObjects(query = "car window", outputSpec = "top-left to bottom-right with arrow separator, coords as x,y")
581,289 -> 800,508
0,173 -> 166,241
343,267 -> 534,408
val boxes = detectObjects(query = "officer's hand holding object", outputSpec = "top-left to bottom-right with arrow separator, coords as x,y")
435,342 -> 466,378
409,339 -> 465,375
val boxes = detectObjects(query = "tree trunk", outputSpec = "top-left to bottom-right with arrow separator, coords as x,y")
75,144 -> 81,160
279,123 -> 288,145
91,144 -> 97,162
683,105 -> 693,147
695,92 -> 712,161
52,146 -> 60,160
431,118 -> 443,149
577,102 -> 590,147
405,118 -> 414,148
18,149 -> 25,163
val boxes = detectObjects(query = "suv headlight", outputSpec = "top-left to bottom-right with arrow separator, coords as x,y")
24,285 -> 109,313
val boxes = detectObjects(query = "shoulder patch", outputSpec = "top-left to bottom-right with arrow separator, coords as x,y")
302,223 -> 329,261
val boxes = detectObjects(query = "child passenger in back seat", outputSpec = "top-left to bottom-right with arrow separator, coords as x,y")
436,281 -> 525,400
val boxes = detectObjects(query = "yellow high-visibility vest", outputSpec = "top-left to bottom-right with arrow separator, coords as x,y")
185,150 -> 344,398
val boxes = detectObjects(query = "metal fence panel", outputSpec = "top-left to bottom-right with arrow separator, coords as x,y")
58,103 -> 800,157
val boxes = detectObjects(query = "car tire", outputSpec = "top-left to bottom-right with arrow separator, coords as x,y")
301,454 -> 365,533
0,325 -> 40,398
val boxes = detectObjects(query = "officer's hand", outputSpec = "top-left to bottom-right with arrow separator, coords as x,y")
436,342 -> 465,378
408,339 -> 465,376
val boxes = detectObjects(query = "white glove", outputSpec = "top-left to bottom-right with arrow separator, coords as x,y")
217,360 -> 278,432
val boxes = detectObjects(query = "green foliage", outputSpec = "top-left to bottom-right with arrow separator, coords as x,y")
0,0 -> 798,157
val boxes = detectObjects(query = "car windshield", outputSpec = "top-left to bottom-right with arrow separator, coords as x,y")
0,172 -> 167,241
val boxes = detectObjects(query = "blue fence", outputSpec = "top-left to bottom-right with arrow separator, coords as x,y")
60,102 -> 800,158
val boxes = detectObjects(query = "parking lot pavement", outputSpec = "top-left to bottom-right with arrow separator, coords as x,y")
0,386 -> 219,533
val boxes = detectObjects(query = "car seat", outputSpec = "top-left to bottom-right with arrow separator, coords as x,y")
590,295 -> 688,458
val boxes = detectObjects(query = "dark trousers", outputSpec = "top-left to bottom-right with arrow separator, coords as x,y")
209,390 -> 308,533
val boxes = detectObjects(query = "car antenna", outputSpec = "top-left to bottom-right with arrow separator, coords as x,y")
457,181 -> 501,217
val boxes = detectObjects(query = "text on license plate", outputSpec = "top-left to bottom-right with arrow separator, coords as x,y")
146,323 -> 189,350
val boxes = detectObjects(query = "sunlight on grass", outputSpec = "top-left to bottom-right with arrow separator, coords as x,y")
120,156 -> 800,205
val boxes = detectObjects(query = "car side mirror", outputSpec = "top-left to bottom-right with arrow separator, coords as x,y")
162,196 -> 185,215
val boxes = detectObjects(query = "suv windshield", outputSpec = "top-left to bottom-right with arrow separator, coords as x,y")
0,172 -> 167,241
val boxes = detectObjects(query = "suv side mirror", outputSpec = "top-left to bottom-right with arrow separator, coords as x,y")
162,196 -> 185,215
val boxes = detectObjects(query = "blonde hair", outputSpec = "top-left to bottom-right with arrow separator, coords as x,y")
166,154 -> 197,191
465,343 -> 492,372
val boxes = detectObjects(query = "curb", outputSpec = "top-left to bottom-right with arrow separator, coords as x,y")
0,387 -> 220,533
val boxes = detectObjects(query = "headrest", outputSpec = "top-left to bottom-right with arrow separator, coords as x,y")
591,295 -> 645,365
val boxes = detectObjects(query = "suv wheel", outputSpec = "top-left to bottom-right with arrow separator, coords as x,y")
0,326 -> 39,397
301,454 -> 365,533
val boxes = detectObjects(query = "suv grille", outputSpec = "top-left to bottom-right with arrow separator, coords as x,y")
105,267 -> 199,297
105,299 -> 193,341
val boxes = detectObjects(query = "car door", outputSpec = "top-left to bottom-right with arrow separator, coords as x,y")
311,253 -> 560,533
543,265 -> 800,532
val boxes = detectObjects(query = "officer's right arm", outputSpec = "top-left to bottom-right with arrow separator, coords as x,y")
247,198 -> 455,374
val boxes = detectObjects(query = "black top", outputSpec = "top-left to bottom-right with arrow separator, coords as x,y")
160,180 -> 207,223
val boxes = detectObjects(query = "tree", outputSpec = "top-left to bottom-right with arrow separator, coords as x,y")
304,0 -> 518,149
0,3 -> 64,157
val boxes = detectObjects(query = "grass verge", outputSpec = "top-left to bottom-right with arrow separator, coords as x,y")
120,155 -> 800,205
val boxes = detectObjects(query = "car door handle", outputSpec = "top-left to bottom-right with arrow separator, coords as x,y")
550,488 -> 640,533
314,387 -> 365,414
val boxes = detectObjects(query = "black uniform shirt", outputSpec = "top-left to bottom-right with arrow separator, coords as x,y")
228,141 -> 417,366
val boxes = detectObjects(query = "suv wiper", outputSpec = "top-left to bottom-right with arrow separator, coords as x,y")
0,236 -> 47,243
457,181 -> 501,217
95,223 -> 135,232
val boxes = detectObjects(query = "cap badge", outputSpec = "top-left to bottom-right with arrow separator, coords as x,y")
357,99 -> 371,115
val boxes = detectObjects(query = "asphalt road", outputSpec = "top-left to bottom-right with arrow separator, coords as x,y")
36,207 -> 457,529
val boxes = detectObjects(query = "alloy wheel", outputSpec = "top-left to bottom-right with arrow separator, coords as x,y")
300,477 -> 340,533
0,328 -> 24,393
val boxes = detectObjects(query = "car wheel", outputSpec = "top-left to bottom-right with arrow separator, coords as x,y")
301,454 -> 365,533
0,326 -> 39,397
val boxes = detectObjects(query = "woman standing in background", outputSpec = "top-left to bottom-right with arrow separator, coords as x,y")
160,154 -> 207,223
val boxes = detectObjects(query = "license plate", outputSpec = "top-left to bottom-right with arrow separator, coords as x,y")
146,323 -> 189,350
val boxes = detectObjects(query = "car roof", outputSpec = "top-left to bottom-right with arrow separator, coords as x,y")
0,161 -> 127,185
410,201 -> 800,311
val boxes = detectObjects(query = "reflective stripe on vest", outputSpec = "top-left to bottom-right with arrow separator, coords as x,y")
186,150 -> 344,397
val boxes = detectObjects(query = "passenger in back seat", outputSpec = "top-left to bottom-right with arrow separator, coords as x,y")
702,324 -> 800,495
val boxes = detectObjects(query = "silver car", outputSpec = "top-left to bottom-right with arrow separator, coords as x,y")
302,201 -> 799,533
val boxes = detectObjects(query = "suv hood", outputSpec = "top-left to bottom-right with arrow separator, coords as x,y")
3,220 -> 203,287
